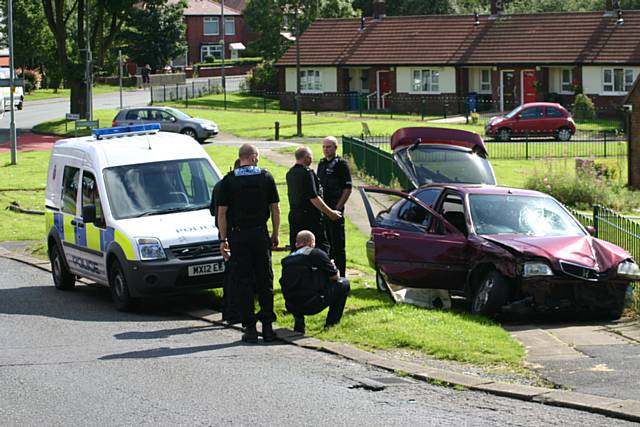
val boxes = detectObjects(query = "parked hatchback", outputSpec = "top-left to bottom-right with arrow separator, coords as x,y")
112,107 -> 218,143
485,102 -> 576,142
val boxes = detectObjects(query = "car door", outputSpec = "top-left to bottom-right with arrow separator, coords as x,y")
516,106 -> 543,136
122,109 -> 147,126
545,106 -> 564,134
157,110 -> 181,133
360,186 -> 469,291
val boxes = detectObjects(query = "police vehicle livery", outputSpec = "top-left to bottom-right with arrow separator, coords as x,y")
45,124 -> 225,310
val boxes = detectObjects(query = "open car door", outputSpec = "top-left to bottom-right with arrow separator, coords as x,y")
359,186 -> 469,291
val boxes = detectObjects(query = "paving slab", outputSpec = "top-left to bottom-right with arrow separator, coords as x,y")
414,368 -> 493,388
544,324 -> 632,346
506,326 -> 586,362
471,382 -> 551,400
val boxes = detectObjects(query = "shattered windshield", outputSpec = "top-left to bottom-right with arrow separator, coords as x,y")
395,146 -> 495,186
469,194 -> 585,237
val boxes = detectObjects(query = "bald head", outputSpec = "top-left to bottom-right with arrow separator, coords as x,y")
294,146 -> 313,166
296,230 -> 316,248
238,144 -> 258,165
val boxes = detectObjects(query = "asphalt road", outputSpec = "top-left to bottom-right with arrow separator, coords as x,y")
0,257 -> 633,427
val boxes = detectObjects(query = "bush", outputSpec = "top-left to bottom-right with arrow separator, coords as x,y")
572,94 -> 595,122
470,112 -> 480,124
17,68 -> 41,93
247,60 -> 278,95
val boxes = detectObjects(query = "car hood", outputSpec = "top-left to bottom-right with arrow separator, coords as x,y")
188,118 -> 217,127
117,209 -> 218,248
481,234 -> 630,271
487,116 -> 506,127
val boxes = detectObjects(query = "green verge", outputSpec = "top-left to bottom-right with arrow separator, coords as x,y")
25,85 -> 124,101
206,145 -> 524,366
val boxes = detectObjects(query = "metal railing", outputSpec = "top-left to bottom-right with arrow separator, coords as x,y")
150,75 -> 247,104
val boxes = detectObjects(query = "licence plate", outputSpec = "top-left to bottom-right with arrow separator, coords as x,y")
188,262 -> 225,277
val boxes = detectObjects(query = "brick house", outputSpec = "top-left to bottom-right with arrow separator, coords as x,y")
175,0 -> 253,65
275,1 -> 640,114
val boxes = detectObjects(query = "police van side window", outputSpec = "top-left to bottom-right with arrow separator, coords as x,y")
61,166 -> 80,215
82,171 -> 104,226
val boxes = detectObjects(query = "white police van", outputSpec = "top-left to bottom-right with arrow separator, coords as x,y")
45,123 -> 225,310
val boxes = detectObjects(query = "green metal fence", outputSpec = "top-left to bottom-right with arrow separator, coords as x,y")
342,135 -> 411,190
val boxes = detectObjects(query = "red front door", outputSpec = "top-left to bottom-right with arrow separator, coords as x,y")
523,70 -> 537,104
377,71 -> 392,109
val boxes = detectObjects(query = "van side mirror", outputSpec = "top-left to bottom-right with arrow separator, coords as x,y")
586,225 -> 596,236
82,204 -> 96,224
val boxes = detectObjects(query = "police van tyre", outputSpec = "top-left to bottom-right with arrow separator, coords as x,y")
109,261 -> 138,311
50,244 -> 75,290
181,128 -> 197,140
471,270 -> 509,316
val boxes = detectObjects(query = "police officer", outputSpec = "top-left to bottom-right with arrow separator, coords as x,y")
280,230 -> 350,335
317,136 -> 352,277
217,144 -> 280,343
286,146 -> 341,254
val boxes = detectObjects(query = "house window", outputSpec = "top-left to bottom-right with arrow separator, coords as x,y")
412,69 -> 440,93
224,17 -> 236,36
480,69 -> 491,92
561,69 -> 573,93
300,69 -> 321,92
603,68 -> 635,93
204,17 -> 219,35
201,45 -> 223,62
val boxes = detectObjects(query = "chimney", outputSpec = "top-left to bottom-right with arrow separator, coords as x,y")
604,0 -> 621,17
490,0 -> 504,18
373,0 -> 386,21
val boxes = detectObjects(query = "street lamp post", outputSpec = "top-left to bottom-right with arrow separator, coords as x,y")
294,9 -> 302,138
7,0 -> 16,164
221,0 -> 227,110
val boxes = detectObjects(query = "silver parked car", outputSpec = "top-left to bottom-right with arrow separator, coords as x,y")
112,106 -> 219,143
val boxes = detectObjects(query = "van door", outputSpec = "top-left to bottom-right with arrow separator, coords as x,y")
76,170 -> 109,283
59,165 -> 84,276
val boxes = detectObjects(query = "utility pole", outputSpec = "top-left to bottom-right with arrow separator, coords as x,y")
85,0 -> 93,120
118,50 -> 123,109
8,0 -> 16,165
221,0 -> 227,110
295,8 -> 302,137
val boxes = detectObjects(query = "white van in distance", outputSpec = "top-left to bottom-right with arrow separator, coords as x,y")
44,124 -> 225,310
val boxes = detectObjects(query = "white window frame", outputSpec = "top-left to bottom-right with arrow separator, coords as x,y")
224,17 -> 236,36
203,17 -> 219,36
410,69 -> 440,94
200,45 -> 223,62
479,69 -> 491,93
560,68 -> 573,94
603,68 -> 634,94
300,69 -> 322,93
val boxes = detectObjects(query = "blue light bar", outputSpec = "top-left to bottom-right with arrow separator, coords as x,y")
92,123 -> 161,140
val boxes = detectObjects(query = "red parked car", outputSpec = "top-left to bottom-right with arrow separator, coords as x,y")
485,102 -> 576,142
359,127 -> 638,318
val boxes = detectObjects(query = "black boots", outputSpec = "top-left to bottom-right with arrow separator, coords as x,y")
262,323 -> 277,342
293,316 -> 305,334
241,324 -> 259,343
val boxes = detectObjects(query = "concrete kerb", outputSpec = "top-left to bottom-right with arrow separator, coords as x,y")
2,250 -> 640,424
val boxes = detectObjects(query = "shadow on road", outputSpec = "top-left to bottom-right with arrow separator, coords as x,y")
114,324 -> 226,340
99,342 -> 243,360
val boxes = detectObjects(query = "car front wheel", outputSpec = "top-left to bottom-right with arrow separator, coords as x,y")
556,127 -> 572,142
497,128 -> 511,142
471,270 -> 509,316
50,244 -> 75,290
109,261 -> 138,311
181,128 -> 197,140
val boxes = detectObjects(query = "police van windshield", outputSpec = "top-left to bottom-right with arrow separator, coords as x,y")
103,158 -> 219,219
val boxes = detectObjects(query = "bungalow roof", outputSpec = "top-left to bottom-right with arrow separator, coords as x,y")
276,11 -> 640,67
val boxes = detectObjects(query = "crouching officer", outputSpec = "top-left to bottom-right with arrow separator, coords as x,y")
218,144 -> 280,343
317,136 -> 352,277
280,230 -> 350,335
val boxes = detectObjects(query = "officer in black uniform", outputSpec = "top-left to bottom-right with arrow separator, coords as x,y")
317,136 -> 352,277
280,230 -> 350,335
286,146 -> 341,253
217,144 -> 280,343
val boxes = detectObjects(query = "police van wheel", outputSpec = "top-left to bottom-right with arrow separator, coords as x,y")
109,262 -> 137,311
50,245 -> 75,290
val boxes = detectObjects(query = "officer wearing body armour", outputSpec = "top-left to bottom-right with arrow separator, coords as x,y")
286,146 -> 341,254
217,144 -> 280,343
317,136 -> 352,277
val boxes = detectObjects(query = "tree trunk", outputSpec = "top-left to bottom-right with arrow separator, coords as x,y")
69,78 -> 88,118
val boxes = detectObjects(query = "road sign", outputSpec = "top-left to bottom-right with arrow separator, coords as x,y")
65,113 -> 80,121
76,120 -> 99,129
0,78 -> 23,87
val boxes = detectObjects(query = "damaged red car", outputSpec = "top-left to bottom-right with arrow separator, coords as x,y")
360,127 -> 639,318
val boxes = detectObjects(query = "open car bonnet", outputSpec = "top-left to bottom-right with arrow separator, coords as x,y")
390,127 -> 496,188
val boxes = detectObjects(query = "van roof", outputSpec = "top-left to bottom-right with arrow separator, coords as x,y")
53,131 -> 209,168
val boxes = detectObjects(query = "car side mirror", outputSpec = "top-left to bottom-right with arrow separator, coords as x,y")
586,225 -> 596,236
170,117 -> 176,122
82,204 -> 96,224
515,115 -> 521,120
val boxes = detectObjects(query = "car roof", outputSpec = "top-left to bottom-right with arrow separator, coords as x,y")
416,183 -> 550,198
52,131 -> 209,168
520,102 -> 566,109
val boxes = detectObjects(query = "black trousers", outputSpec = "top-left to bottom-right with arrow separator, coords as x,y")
221,258 -> 242,323
228,226 -> 275,327
286,278 -> 350,327
289,209 -> 329,253
323,214 -> 346,277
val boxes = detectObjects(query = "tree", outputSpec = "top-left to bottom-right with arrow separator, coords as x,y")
42,0 -> 134,117
244,0 -> 355,61
120,0 -> 187,72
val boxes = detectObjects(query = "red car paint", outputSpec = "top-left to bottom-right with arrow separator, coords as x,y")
485,102 -> 576,142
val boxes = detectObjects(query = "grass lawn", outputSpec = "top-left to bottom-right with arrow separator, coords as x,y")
33,109 -> 119,137
25,85 -> 126,101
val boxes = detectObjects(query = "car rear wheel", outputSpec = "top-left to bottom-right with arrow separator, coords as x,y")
497,128 -> 511,142
471,270 -> 509,316
556,127 -> 572,142
50,244 -> 75,290
109,261 -> 138,311
375,270 -> 396,302
181,128 -> 197,140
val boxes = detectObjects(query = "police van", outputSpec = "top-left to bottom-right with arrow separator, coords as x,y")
45,123 -> 225,310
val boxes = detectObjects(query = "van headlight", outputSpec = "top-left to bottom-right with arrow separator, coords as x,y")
137,237 -> 166,261
522,261 -> 553,277
618,261 -> 640,279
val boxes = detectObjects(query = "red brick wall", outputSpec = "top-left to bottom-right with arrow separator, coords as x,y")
185,15 -> 255,64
